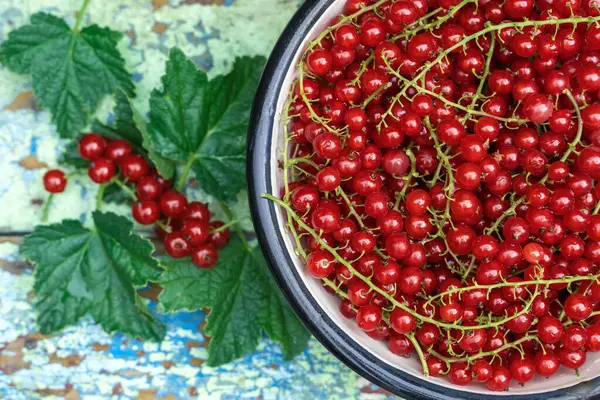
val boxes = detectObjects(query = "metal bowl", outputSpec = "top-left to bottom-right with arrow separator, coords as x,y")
247,1 -> 600,398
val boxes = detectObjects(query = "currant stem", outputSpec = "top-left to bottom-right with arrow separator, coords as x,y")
211,216 -> 251,233
265,193 -> 539,332
73,0 -> 92,32
220,201 -> 248,248
395,147 -> 416,209
112,177 -> 138,202
562,89 -> 583,163
427,274 -> 600,305
350,54 -> 375,87
176,155 -> 196,191
593,200 -> 600,215
460,256 -> 477,283
156,219 -> 171,234
461,34 -> 496,124
306,0 -> 389,51
429,335 -> 540,364
377,15 -> 600,133
96,183 -> 106,210
408,332 -> 430,377
336,187 -> 367,230
41,194 -> 54,223
391,0 -> 474,41
486,89 -> 584,235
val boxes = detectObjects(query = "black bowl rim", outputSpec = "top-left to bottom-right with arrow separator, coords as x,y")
246,1 -> 600,398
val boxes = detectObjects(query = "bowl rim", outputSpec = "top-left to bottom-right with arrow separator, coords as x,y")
247,1 -> 600,398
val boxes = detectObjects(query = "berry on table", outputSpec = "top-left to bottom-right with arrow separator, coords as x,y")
43,169 -> 67,193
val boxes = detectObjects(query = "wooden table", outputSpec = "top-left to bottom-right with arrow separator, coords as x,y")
0,1 -> 393,398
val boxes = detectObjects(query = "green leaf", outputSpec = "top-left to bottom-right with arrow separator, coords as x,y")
261,280 -> 311,360
59,139 -> 89,169
101,182 -> 131,204
0,12 -> 134,137
109,90 -> 144,146
36,291 -> 91,334
131,96 -> 176,180
21,211 -> 165,341
159,238 -> 310,365
148,48 -> 265,203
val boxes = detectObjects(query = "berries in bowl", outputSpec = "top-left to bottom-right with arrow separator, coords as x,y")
248,0 -> 600,398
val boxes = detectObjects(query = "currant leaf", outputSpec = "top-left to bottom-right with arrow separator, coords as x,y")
0,12 -> 134,137
158,237 -> 310,366
147,48 -> 265,203
91,90 -> 144,148
59,139 -> 89,169
21,211 -> 165,341
260,279 -> 311,360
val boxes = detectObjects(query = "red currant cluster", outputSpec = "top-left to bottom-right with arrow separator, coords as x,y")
43,133 -> 230,269
272,0 -> 600,392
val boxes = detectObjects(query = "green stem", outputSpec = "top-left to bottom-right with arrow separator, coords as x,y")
73,0 -> 92,32
112,177 -> 138,201
220,202 -> 248,248
461,34 -> 496,123
307,0 -> 389,51
42,194 -> 55,223
336,187 -> 367,230
350,54 -> 375,86
211,216 -> 250,233
378,15 -> 600,132
298,66 -> 344,135
96,184 -> 106,210
428,147 -> 451,188
391,72 -> 521,124
407,333 -> 429,376
391,0 -> 474,41
562,89 -> 583,163
156,219 -> 171,234
485,89 -> 583,235
429,335 -> 540,364
395,148 -> 416,209
362,82 -> 391,109
176,155 -> 196,191
460,256 -> 477,283
264,193 -> 539,332
426,117 -> 455,232
593,200 -> 600,215
285,157 -> 321,170
325,275 -> 428,374
427,274 -> 600,305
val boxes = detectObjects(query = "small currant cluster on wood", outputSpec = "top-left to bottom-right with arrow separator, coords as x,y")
43,133 -> 230,269
268,0 -> 600,392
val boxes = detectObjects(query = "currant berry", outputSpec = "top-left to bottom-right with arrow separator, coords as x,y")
164,231 -> 191,258
43,169 -> 67,193
78,133 -> 106,160
120,154 -> 149,182
182,219 -> 210,246
132,200 -> 160,225
191,243 -> 219,268
136,176 -> 163,200
160,190 -> 188,218
208,221 -> 230,248
88,158 -> 116,184
104,139 -> 133,161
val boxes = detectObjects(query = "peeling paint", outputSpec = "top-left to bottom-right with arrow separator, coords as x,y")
0,1 -> 395,399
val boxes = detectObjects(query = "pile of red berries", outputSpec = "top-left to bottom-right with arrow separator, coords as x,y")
43,133 -> 230,269
273,0 -> 600,392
